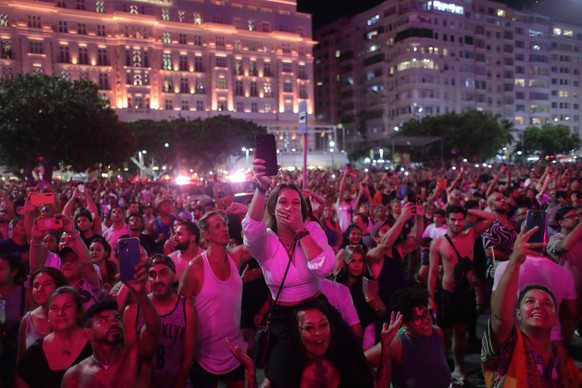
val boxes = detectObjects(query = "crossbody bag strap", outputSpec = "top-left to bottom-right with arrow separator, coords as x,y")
264,239 -> 297,324
443,234 -> 463,261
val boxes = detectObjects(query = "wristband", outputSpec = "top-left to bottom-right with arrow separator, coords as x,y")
296,229 -> 310,240
256,183 -> 270,195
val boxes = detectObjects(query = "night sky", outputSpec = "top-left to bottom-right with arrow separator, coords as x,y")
297,0 -> 539,29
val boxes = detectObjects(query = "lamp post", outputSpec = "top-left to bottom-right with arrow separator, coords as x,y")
242,147 -> 253,164
329,140 -> 335,167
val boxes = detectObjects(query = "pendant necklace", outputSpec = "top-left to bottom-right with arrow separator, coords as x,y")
92,354 -> 112,370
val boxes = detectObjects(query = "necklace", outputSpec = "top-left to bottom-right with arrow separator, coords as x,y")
54,336 -> 72,356
92,354 -> 112,370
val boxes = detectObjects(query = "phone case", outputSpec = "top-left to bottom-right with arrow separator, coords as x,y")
117,237 -> 141,282
30,192 -> 54,206
255,134 -> 278,176
525,210 -> 547,251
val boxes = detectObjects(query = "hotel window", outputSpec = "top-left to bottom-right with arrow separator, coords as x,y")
251,102 -> 258,112
132,49 -> 142,67
28,16 -> 41,29
216,57 -> 227,68
196,100 -> 204,110
262,23 -> 270,32
218,101 -> 227,111
98,73 -> 109,89
248,20 -> 255,31
163,77 -> 173,92
179,55 -> 188,71
282,62 -> 292,73
0,40 -> 12,59
216,36 -> 225,47
57,1 -> 66,8
78,47 -> 89,65
162,32 -> 171,44
32,65 -> 44,74
59,45 -> 70,63
98,48 -> 108,66
162,9 -> 170,21
234,80 -> 243,96
265,103 -> 271,113
78,23 -> 87,35
178,11 -> 185,22
298,65 -> 306,79
181,100 -> 189,110
130,5 -> 138,14
264,62 -> 272,77
193,35 -> 202,46
162,53 -> 172,70
76,0 -> 85,10
96,1 -> 104,12
179,34 -> 186,44
234,40 -> 241,50
180,78 -> 188,93
250,81 -> 258,97
97,25 -> 105,37
133,73 -> 142,86
0,14 -> 7,27
236,102 -> 243,112
249,61 -> 257,76
193,13 -> 202,25
283,80 -> 293,93
196,78 -> 205,94
165,99 -> 173,110
194,57 -> 203,72
282,44 -> 291,54
299,84 -> 307,99
264,82 -> 271,97
284,101 -> 293,113
29,41 -> 43,54
216,78 -> 227,89
58,21 -> 68,33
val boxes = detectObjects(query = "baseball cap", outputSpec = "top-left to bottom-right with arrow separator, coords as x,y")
146,254 -> 176,273
58,246 -> 78,260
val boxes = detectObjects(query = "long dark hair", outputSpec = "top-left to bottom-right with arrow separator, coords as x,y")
266,184 -> 309,233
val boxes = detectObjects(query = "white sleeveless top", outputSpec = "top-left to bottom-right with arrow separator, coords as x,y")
194,251 -> 247,374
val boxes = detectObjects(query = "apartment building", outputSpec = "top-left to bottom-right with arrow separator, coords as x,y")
314,0 -> 582,151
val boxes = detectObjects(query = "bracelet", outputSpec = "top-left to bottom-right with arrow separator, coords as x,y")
296,229 -> 310,240
256,184 -> 270,195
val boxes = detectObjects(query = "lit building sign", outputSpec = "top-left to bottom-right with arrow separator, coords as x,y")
428,1 -> 464,15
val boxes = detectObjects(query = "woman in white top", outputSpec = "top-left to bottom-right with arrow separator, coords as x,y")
242,158 -> 374,388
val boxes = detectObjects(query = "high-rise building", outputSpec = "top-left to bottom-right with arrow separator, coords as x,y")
313,0 -> 582,152
0,0 -> 343,162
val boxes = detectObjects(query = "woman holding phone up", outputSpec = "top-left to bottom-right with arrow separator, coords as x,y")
242,157 -> 374,388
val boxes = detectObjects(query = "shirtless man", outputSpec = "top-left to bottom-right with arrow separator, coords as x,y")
61,262 -> 160,387
179,211 -> 249,388
428,204 -> 494,383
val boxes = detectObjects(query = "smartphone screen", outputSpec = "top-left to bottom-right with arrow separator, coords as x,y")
255,134 -> 278,176
525,210 -> 547,252
117,237 -> 141,282
30,192 -> 54,207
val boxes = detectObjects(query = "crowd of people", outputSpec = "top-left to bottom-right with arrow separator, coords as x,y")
0,158 -> 580,387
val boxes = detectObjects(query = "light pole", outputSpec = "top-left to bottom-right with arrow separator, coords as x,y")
329,141 -> 335,167
242,147 -> 253,164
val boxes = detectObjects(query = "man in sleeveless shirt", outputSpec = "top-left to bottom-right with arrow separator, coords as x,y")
62,263 -> 160,387
179,211 -> 250,388
428,204 -> 495,383
141,254 -> 196,387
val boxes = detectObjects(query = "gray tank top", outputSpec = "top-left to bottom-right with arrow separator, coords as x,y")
392,328 -> 451,388
137,296 -> 188,388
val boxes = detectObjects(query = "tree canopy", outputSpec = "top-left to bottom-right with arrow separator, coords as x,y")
127,115 -> 266,174
399,109 -> 512,162
523,123 -> 581,156
0,74 -> 135,181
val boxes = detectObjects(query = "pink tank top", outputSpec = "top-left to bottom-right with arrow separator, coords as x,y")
194,252 -> 247,374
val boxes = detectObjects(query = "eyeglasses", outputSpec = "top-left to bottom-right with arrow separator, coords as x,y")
410,309 -> 433,326
346,244 -> 363,249
563,214 -> 580,220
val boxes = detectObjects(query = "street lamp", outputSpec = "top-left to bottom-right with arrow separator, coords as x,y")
242,147 -> 253,163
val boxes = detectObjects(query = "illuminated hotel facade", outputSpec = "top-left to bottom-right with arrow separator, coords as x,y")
0,0 -> 342,162
314,0 -> 582,152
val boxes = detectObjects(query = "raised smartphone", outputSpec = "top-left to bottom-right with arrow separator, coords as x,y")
255,134 -> 278,176
117,237 -> 141,282
30,192 -> 54,207
525,210 -> 547,252
36,216 -> 63,231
